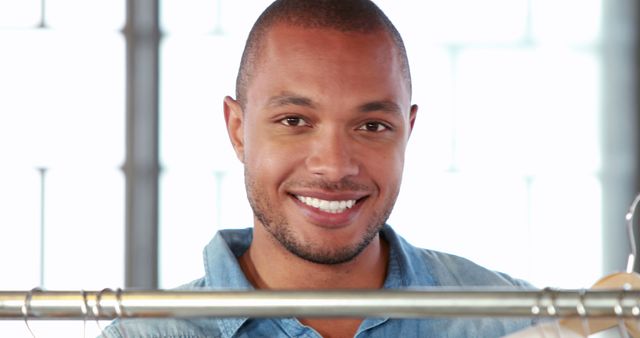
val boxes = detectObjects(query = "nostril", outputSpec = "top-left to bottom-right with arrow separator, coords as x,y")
305,153 -> 359,178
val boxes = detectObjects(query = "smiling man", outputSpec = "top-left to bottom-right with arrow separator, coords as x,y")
102,1 -> 535,337
227,20 -> 412,289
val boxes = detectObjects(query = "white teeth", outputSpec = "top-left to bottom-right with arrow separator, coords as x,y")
296,195 -> 357,214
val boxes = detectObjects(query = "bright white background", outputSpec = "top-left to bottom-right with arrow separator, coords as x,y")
0,0 -> 618,336
159,0 -> 604,290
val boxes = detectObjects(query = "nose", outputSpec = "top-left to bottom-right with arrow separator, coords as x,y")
305,127 -> 359,181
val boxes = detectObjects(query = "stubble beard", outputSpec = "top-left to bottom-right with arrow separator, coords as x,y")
244,169 -> 397,265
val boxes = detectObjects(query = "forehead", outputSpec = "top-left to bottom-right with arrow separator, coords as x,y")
245,24 -> 410,111
264,23 -> 392,56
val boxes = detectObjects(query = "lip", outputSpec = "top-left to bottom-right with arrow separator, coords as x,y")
289,190 -> 369,201
288,192 -> 368,228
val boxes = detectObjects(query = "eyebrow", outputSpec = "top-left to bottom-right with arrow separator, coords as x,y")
266,93 -> 315,109
358,100 -> 403,116
265,92 -> 403,116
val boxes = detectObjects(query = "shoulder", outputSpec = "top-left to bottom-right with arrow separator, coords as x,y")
99,279 -> 221,338
383,225 -> 533,288
101,318 -> 221,338
175,276 -> 208,289
419,248 -> 533,287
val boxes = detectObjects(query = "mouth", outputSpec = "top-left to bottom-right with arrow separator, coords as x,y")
288,191 -> 369,227
294,195 -> 358,214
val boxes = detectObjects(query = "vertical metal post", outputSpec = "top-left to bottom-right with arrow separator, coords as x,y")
214,0 -> 223,34
601,0 -> 639,274
632,0 -> 640,272
38,0 -> 46,28
123,0 -> 161,289
37,167 -> 47,288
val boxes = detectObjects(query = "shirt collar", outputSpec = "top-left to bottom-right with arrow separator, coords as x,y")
380,224 -> 438,288
202,225 -> 435,288
201,225 -> 437,337
203,227 -> 254,289
202,228 -> 254,338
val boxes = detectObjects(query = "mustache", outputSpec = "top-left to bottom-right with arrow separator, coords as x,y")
284,178 -> 371,192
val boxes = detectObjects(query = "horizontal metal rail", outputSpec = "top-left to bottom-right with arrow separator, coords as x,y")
1,288 -> 639,320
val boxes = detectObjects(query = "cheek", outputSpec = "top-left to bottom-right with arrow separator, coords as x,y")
363,145 -> 406,190
244,130 -> 303,188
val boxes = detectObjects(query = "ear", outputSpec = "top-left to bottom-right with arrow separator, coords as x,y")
224,96 -> 245,163
408,104 -> 418,137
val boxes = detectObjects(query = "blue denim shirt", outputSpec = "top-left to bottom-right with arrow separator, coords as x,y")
102,225 -> 534,338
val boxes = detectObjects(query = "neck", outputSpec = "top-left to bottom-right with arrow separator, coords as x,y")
239,225 -> 389,290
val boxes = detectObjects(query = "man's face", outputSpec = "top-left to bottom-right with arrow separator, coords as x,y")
225,23 -> 416,264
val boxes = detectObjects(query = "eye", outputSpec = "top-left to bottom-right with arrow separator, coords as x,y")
358,121 -> 390,132
280,116 -> 310,127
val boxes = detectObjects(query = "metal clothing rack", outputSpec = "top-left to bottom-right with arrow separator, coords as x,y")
1,288 -> 640,320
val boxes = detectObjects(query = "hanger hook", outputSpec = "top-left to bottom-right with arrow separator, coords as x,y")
532,289 -> 548,338
80,290 -> 88,338
616,289 -> 631,338
633,292 -> 640,335
22,287 -> 41,338
114,288 -> 123,317
115,288 -> 129,338
93,288 -> 112,336
625,192 -> 640,273
576,288 -> 591,336
543,287 -> 563,338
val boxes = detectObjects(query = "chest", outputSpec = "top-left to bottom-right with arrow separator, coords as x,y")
299,318 -> 362,338
231,317 -> 533,338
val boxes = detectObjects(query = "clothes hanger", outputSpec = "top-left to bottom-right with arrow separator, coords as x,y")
80,289 -> 88,338
93,288 -> 111,337
22,287 -> 41,338
576,289 -> 590,336
115,287 -> 130,338
530,287 -> 564,338
558,192 -> 640,337
92,287 -> 130,338
505,192 -> 640,338
617,289 -> 632,338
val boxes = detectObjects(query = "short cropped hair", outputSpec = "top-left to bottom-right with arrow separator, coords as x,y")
235,0 -> 412,109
